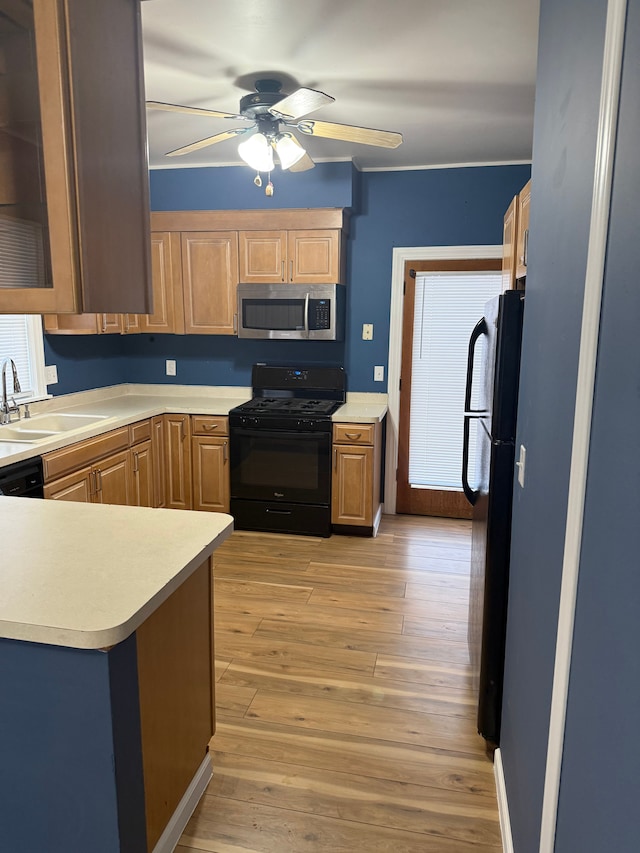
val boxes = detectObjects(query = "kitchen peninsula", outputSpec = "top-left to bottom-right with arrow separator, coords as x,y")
0,496 -> 233,853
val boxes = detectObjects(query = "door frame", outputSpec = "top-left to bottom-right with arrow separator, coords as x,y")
385,244 -> 502,513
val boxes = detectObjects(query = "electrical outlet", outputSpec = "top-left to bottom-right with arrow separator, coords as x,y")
374,365 -> 384,382
44,365 -> 58,385
166,359 -> 176,377
362,323 -> 374,341
516,444 -> 526,487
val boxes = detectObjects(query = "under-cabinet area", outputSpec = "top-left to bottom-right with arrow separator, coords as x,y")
43,208 -> 349,335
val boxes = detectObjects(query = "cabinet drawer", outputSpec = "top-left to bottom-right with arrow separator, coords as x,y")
129,418 -> 152,445
191,415 -> 229,436
43,427 -> 129,481
333,423 -> 375,446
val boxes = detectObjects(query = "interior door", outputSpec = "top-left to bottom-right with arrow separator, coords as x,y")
396,258 -> 501,518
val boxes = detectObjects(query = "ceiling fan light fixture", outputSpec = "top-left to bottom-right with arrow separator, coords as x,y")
237,132 -> 274,172
274,134 -> 306,170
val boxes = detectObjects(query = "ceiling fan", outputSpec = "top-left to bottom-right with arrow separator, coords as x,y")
147,78 -> 403,194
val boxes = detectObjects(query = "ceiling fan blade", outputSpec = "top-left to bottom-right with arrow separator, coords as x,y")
147,100 -> 244,121
289,151 -> 316,172
296,119 -> 403,149
166,127 -> 248,157
269,87 -> 334,120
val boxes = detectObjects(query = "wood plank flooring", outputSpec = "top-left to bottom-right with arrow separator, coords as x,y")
179,514 -> 500,853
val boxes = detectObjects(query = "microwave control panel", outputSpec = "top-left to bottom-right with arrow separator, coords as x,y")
309,299 -> 331,330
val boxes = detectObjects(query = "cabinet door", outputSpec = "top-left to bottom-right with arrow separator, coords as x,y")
502,195 -> 518,291
98,314 -> 123,334
43,314 -> 101,335
192,436 -> 229,513
182,232 -> 238,335
0,0 -> 151,314
140,232 -> 185,334
43,467 -> 93,502
164,414 -> 192,509
515,179 -> 531,280
331,444 -> 374,526
289,230 -> 341,283
130,440 -> 154,507
151,415 -> 166,508
93,449 -> 131,506
238,231 -> 287,283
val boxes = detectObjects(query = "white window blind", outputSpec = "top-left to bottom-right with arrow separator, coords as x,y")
408,271 -> 502,490
0,315 -> 47,402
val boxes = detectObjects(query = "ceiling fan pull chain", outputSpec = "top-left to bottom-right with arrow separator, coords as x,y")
265,172 -> 274,197
253,172 -> 262,187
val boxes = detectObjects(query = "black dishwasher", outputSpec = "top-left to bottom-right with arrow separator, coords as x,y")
0,457 -> 44,498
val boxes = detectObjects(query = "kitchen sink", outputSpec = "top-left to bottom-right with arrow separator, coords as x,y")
0,413 -> 108,443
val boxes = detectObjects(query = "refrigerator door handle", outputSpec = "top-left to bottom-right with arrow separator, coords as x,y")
462,413 -> 481,505
464,317 -> 488,414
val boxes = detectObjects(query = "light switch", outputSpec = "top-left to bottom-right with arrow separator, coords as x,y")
166,359 -> 176,377
362,323 -> 374,340
516,444 -> 526,487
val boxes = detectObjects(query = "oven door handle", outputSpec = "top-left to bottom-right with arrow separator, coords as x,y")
304,291 -> 310,339
266,508 -> 293,516
231,427 -> 331,442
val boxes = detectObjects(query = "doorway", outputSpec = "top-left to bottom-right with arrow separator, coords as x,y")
385,246 -> 503,516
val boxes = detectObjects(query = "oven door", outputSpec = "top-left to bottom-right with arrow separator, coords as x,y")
230,427 -> 331,505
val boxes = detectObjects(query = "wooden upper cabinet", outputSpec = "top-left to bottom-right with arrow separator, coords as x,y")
239,231 -> 287,283
0,0 -> 152,315
239,229 -> 343,284
141,233 -> 185,334
515,179 -> 531,280
289,230 -> 342,283
181,232 -> 239,335
502,195 -> 519,292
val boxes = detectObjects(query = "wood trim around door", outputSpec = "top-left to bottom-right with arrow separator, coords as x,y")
395,258 -> 501,519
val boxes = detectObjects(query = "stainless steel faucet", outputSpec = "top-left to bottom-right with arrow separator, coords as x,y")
1,358 -> 21,425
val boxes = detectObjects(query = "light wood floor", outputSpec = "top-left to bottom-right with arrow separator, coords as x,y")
178,514 -> 500,853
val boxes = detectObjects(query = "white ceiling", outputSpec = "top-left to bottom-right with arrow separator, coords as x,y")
141,0 -> 539,171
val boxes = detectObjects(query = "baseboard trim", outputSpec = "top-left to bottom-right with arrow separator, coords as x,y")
151,753 -> 213,853
494,748 -> 514,853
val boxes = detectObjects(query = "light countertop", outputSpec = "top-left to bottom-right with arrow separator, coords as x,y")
0,384 -> 387,468
0,496 -> 233,649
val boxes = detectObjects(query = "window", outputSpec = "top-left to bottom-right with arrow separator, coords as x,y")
409,271 -> 502,489
0,315 -> 48,403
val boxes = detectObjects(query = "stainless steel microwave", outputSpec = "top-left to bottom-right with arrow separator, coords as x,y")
237,283 -> 345,340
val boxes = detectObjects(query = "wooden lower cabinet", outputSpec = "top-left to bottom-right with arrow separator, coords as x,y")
164,414 -> 193,509
137,558 -> 214,851
130,440 -> 154,507
331,422 -> 382,534
151,416 -> 166,508
192,436 -> 230,512
44,449 -> 131,505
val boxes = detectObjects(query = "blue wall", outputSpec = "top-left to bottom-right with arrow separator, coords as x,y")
45,162 -> 530,396
501,0 -> 640,851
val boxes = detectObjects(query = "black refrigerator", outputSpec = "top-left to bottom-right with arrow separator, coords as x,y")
462,289 -> 524,745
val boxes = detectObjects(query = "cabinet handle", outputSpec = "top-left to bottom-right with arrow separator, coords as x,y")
223,440 -> 228,463
95,469 -> 102,491
334,447 -> 338,470
101,314 -> 107,333
133,451 -> 139,473
345,432 -> 362,440
124,315 -> 130,333
523,228 -> 529,267
290,259 -> 293,282
204,423 -> 218,430
90,470 -> 97,496
180,420 -> 185,441
233,312 -> 238,334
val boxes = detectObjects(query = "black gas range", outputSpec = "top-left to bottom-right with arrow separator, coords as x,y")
229,365 -> 345,537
